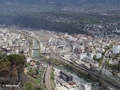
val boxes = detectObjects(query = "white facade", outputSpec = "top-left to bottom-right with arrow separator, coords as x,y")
96,53 -> 102,59
8,40 -> 12,46
80,53 -> 87,60
26,57 -> 32,63
63,54 -> 71,61
83,57 -> 99,68
84,83 -> 91,90
0,41 -> 4,46
89,53 -> 96,59
15,50 -> 19,54
3,37 -> 7,42
113,45 -> 120,54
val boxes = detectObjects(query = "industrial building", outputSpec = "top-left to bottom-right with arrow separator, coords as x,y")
60,71 -> 73,82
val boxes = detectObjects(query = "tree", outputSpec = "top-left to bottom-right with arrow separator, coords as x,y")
7,54 -> 26,72
93,55 -> 96,60
25,82 -> 34,90
97,78 -> 103,86
49,58 -> 53,65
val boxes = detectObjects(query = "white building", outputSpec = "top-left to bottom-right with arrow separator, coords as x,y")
80,53 -> 87,60
0,40 -> 4,46
3,37 -> 7,42
109,59 -> 118,65
84,83 -> 91,90
80,83 -> 91,90
26,57 -> 32,63
15,50 -> 19,54
8,40 -> 13,46
63,54 -> 71,61
89,53 -> 96,59
82,57 -> 99,68
113,45 -> 120,54
96,53 -> 102,59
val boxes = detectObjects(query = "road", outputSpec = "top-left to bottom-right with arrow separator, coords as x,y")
45,65 -> 52,90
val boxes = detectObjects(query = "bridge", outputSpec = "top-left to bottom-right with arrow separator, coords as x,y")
32,47 -> 39,50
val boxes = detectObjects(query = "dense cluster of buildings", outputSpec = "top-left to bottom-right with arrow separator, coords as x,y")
0,28 -> 31,89
0,28 -> 46,90
0,28 -> 47,90
0,28 -> 30,56
34,30 -> 120,90
48,33 -> 114,69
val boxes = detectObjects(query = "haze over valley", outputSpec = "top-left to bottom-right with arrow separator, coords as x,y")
0,0 -> 120,34
1,1 -> 120,90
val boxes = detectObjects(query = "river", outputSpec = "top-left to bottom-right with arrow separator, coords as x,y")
32,39 -> 104,90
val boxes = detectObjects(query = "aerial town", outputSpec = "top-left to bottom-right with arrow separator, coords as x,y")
0,26 -> 120,90
1,0 -> 120,90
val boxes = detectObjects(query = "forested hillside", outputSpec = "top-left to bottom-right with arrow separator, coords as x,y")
0,0 -> 120,6
0,0 -> 120,34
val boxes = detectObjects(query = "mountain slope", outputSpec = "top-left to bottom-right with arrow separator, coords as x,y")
0,0 -> 120,5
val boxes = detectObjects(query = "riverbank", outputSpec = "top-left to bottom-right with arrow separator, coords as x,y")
52,59 -> 108,90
